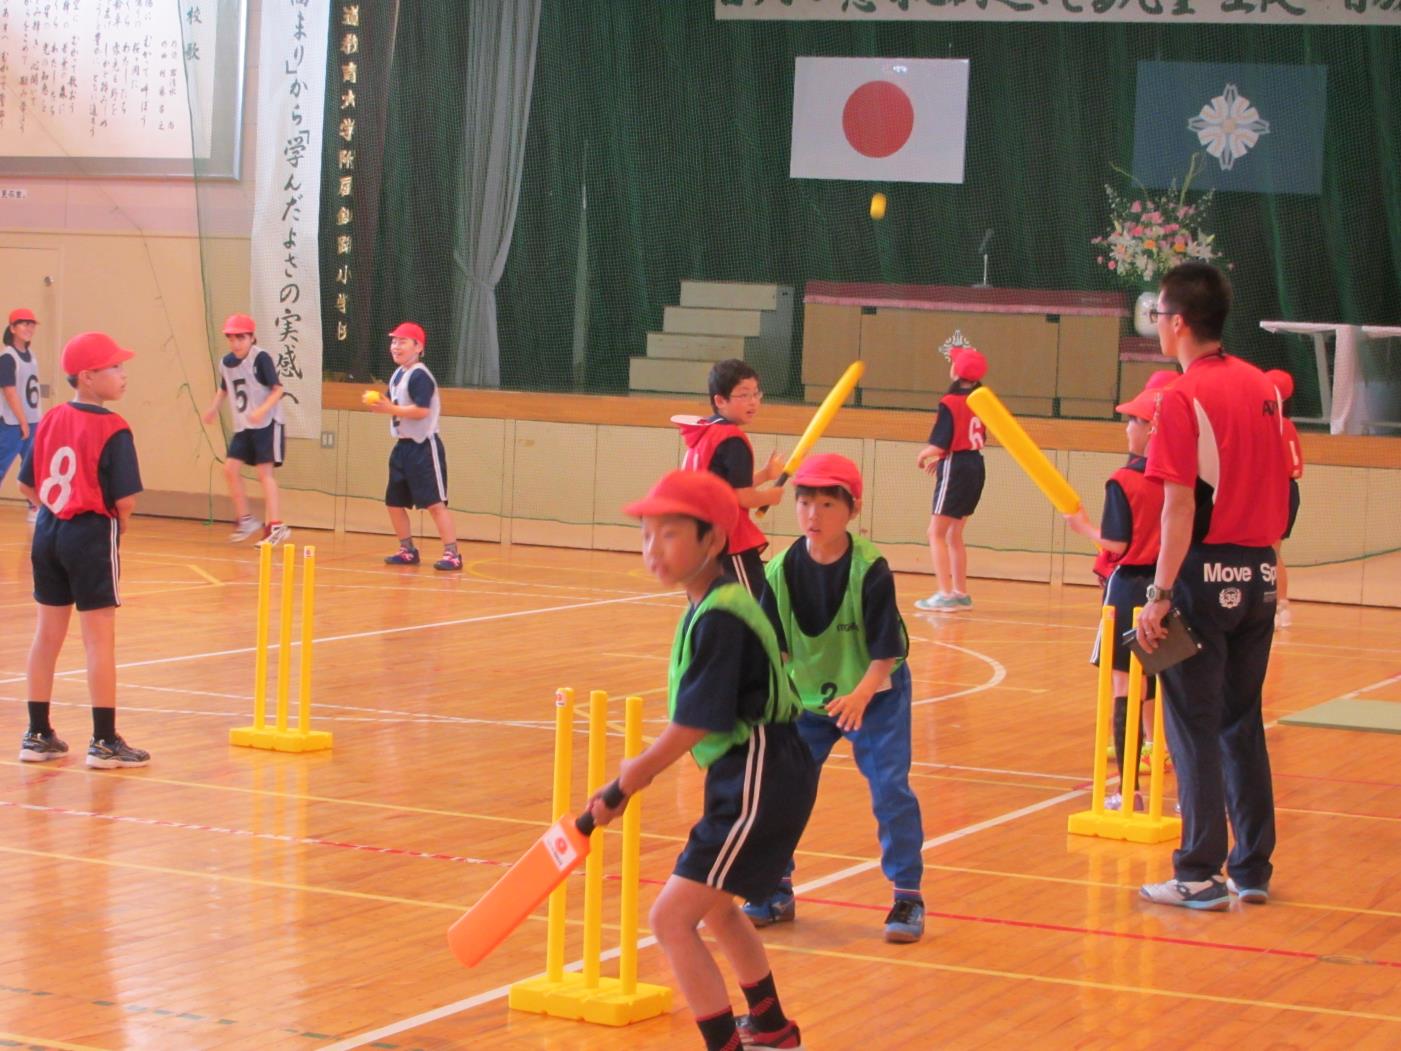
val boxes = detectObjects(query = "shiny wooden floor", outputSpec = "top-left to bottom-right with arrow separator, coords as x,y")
1,515 -> 1399,1050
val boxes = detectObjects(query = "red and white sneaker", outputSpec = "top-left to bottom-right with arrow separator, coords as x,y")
735,1016 -> 803,1049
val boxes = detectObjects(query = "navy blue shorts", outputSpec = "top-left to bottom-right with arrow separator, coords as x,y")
1089,565 -> 1158,697
1283,479 -> 1300,540
931,451 -> 985,520
673,721 -> 817,901
386,436 -> 448,509
227,422 -> 285,467
31,511 -> 122,611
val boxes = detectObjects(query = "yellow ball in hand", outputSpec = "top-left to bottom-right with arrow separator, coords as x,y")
362,390 -> 382,405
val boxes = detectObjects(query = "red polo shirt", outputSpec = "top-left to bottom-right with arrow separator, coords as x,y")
1145,352 -> 1288,547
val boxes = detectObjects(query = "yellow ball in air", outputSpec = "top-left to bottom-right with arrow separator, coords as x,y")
870,193 -> 887,221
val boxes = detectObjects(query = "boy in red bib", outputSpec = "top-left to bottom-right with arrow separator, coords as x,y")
17,332 -> 148,768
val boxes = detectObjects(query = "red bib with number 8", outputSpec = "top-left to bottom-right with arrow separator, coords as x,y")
30,403 -> 132,518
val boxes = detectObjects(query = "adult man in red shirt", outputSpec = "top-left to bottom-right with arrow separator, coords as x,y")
1135,263 -> 1288,911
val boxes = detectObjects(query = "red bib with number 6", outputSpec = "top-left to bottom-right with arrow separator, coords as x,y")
30,403 -> 132,518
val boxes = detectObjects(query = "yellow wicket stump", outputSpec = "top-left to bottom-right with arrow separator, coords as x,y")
1067,606 -> 1180,843
229,543 -> 334,753
508,688 -> 672,1027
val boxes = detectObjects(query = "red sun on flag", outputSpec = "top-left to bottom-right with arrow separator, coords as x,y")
842,81 -> 915,159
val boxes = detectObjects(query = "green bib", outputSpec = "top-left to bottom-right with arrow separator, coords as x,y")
766,534 -> 908,715
668,581 -> 800,769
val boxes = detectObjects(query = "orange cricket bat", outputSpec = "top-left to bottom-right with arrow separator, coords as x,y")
447,781 -> 625,968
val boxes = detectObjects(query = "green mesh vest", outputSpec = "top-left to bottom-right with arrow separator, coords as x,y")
668,581 -> 801,769
766,534 -> 908,715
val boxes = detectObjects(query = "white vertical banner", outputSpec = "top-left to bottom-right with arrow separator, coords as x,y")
250,0 -> 330,440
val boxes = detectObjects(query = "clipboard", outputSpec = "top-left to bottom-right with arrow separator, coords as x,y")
1122,607 -> 1203,676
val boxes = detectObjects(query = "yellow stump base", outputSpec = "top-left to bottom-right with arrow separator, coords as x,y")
1067,809 -> 1181,843
509,973 -> 673,1027
228,726 -> 334,753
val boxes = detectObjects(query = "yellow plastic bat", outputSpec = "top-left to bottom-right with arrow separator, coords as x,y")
966,386 -> 1082,516
756,360 -> 865,518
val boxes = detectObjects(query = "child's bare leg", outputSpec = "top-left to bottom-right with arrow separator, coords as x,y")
27,604 -> 74,701
425,502 -> 457,547
224,457 -> 250,519
948,517 -> 969,594
78,608 -> 117,709
649,875 -> 734,1018
703,895 -> 772,986
387,506 -> 413,543
926,515 -> 953,595
256,462 -> 281,522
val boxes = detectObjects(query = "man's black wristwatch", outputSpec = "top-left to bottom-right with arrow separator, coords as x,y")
1145,583 -> 1173,603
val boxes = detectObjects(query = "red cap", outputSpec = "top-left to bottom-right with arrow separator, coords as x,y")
623,469 -> 738,538
792,452 -> 863,501
8,308 -> 37,325
1115,369 -> 1180,420
390,321 -> 426,345
222,313 -> 256,335
62,331 -> 135,375
952,347 -> 987,382
1264,368 -> 1294,402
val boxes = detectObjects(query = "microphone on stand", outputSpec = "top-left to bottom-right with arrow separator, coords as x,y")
973,228 -> 994,288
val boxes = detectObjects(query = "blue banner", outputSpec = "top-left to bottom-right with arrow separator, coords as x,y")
1132,62 -> 1327,196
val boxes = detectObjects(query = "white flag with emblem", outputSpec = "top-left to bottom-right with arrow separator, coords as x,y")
790,57 -> 969,183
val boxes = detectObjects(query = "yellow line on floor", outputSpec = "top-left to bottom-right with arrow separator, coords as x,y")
186,563 -> 224,586
0,1033 -> 111,1051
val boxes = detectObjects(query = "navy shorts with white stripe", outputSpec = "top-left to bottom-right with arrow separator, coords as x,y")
673,721 -> 817,901
385,435 -> 449,510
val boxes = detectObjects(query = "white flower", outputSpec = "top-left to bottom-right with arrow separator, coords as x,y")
1188,84 -> 1270,172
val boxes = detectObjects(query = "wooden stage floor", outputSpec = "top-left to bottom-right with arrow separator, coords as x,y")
1,516 -> 1398,1050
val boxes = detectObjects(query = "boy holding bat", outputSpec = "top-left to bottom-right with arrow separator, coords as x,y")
914,347 -> 988,611
676,359 -> 785,597
589,469 -> 816,1051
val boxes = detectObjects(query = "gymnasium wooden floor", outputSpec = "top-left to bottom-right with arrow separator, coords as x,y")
1,515 -> 1399,1050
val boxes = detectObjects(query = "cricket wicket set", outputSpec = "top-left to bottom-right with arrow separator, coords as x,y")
508,688 -> 672,1027
1067,606 -> 1180,843
230,543 -> 333,753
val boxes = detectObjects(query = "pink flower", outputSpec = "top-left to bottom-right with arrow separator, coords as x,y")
1097,256 -> 1105,264
1130,201 -> 1142,213
1164,223 -> 1180,233
1108,260 -> 1118,270
1131,225 -> 1144,236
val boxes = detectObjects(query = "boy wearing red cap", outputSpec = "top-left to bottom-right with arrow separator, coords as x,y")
743,452 -> 925,946
588,469 -> 815,1051
365,323 -> 460,570
1264,369 -> 1303,629
1,307 -> 42,523
201,314 -> 289,545
674,359 -> 786,597
1065,370 -> 1176,809
914,346 -> 988,611
17,332 -> 148,767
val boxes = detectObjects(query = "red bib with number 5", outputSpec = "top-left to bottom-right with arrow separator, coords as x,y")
30,403 -> 132,518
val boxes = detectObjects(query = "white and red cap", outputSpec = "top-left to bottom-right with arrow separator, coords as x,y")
389,321 -> 426,345
623,469 -> 738,538
792,452 -> 863,501
62,331 -> 135,375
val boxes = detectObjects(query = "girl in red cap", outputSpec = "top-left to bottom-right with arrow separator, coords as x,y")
1,308 -> 42,523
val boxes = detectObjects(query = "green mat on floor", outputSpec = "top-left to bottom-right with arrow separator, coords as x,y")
1279,699 -> 1401,735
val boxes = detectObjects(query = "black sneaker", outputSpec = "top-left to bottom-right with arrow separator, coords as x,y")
86,735 -> 151,769
384,547 -> 421,565
736,1014 -> 804,1048
19,730 -> 69,762
884,898 -> 926,943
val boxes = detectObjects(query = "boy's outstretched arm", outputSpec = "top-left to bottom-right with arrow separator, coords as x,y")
916,443 -> 945,475
826,657 -> 900,732
588,721 -> 707,826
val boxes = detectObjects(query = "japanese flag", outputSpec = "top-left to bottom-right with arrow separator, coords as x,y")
790,57 -> 970,183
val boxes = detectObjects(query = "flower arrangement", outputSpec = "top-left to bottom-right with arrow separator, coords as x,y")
1092,154 -> 1227,286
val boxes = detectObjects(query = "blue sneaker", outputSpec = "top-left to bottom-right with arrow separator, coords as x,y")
19,730 -> 69,762
86,735 -> 150,770
1139,876 -> 1229,911
884,899 -> 925,943
741,890 -> 795,928
1227,878 -> 1269,904
953,593 -> 973,609
384,546 -> 421,565
914,593 -> 960,612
